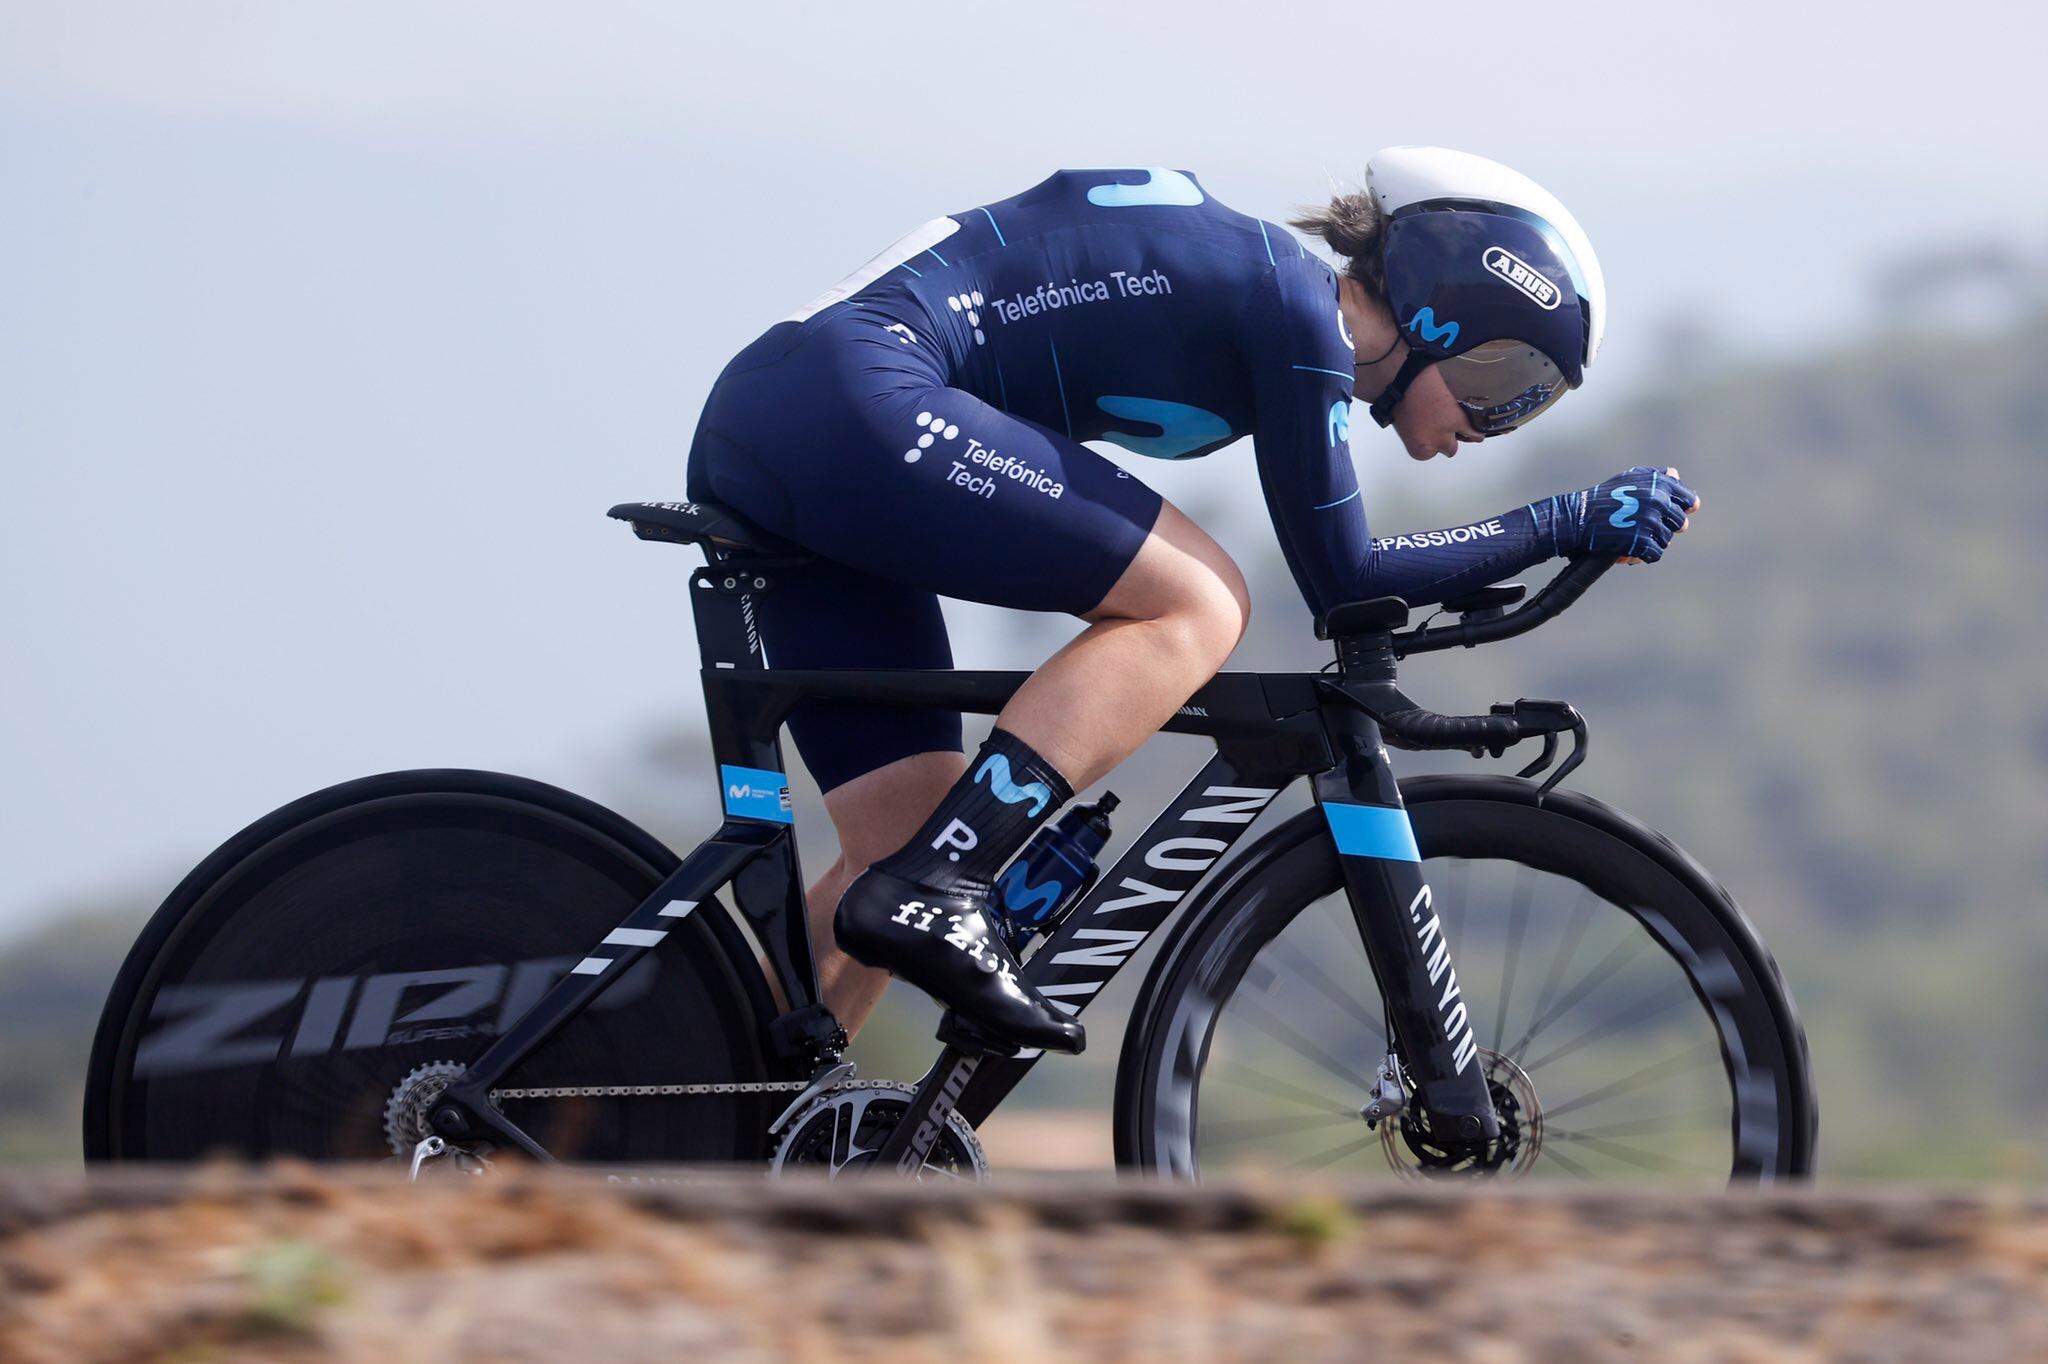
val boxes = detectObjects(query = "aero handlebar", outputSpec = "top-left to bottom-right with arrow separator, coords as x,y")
1393,556 -> 1614,657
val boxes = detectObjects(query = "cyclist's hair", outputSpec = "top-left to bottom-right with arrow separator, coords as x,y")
1289,190 -> 1387,299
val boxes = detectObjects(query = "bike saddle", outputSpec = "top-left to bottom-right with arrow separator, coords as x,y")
606,499 -> 804,557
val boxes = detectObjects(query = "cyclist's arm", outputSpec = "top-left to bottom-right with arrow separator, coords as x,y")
1244,256 -> 1571,613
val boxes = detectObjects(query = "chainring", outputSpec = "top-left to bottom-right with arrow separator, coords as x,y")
769,1081 -> 990,1181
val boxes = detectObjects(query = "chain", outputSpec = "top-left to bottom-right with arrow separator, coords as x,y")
488,1080 -> 810,1100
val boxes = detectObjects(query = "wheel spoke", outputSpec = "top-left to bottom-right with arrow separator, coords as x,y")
1203,1111 -> 1362,1148
1506,933 -> 1650,1063
1526,885 -> 1598,1029
1286,1132 -> 1378,1172
1547,1132 -> 1719,1176
1491,863 -> 1535,1052
1546,1105 -> 1728,1140
1265,934 -> 1385,1041
1538,1145 -> 1596,1178
1542,1039 -> 1722,1121
1521,977 -> 1693,1074
1227,995 -> 1378,1092
1214,1061 -> 1358,1115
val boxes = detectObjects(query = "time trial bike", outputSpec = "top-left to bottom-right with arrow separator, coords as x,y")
86,498 -> 1818,1182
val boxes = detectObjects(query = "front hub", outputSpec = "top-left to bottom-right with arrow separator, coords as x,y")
1382,1049 -> 1542,1179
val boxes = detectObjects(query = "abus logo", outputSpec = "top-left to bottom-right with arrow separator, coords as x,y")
1482,246 -> 1561,310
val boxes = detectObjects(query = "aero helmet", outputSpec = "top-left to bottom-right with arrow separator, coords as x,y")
1364,146 -> 1606,434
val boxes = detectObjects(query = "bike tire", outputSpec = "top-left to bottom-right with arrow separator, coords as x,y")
1114,774 -> 1818,1182
85,769 -> 787,1163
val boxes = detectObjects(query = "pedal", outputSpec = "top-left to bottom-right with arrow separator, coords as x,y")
936,1011 -> 1025,1058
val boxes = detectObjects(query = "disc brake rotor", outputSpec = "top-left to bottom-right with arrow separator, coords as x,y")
1382,1048 -> 1543,1180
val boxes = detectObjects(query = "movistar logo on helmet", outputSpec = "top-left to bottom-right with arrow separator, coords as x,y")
1406,307 -> 1460,347
1482,246 -> 1562,310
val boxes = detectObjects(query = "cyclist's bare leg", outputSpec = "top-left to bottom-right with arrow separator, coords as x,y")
806,501 -> 1244,1034
805,751 -> 965,1032
997,500 -> 1249,787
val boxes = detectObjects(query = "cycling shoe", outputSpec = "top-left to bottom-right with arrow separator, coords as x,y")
834,866 -> 1085,1055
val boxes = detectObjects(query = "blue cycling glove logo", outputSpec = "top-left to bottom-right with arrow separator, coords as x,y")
1086,168 -> 1204,208
975,754 -> 1053,816
1407,307 -> 1460,348
1608,486 -> 1641,529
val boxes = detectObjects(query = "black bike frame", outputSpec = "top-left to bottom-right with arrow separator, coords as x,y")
437,551 -> 1506,1165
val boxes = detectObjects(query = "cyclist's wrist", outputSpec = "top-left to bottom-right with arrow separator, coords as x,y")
1527,492 -> 1590,558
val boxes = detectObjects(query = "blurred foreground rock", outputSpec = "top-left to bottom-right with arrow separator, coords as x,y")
1,1167 -> 2043,1363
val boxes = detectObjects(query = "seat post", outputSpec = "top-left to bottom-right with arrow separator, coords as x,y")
690,553 -> 772,674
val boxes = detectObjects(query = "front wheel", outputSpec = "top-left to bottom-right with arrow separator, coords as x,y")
86,770 -> 787,1162
1115,776 -> 1817,1182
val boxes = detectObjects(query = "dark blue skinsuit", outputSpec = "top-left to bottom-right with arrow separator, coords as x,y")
687,169 -> 1568,790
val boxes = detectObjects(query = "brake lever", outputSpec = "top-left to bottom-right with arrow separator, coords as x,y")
1538,712 -> 1589,799
1490,699 -> 1589,801
1515,732 -> 1558,780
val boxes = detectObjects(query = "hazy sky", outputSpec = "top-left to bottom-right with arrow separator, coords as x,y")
6,0 -> 2044,940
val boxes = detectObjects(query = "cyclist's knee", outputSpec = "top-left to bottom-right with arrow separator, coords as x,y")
1174,558 -> 1250,667
1096,501 -> 1251,662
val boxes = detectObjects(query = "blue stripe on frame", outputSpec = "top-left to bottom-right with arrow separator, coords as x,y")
1322,802 -> 1421,861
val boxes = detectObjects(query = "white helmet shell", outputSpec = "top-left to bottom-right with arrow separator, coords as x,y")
1366,146 -> 1607,366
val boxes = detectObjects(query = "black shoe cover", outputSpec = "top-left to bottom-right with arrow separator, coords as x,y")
835,866 -> 1085,1055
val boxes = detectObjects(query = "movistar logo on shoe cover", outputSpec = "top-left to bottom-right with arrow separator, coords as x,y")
721,765 -> 793,823
975,754 -> 1053,816
1086,168 -> 1204,208
1608,486 -> 1641,529
1482,245 -> 1562,309
1407,306 -> 1460,348
1095,395 -> 1230,459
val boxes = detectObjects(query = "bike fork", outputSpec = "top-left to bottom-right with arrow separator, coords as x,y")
1314,708 -> 1500,1148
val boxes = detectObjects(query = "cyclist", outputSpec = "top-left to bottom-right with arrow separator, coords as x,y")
684,147 -> 1698,1055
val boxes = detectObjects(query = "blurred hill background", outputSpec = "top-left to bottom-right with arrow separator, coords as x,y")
11,269 -> 2046,1175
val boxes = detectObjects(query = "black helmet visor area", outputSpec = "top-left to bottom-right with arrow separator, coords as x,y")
1440,339 -> 1571,435
1366,342 -> 1571,435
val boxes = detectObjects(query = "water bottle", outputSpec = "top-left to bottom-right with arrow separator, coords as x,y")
993,793 -> 1119,951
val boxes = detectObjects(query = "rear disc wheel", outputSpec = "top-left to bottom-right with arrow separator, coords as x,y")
85,770 -> 784,1163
